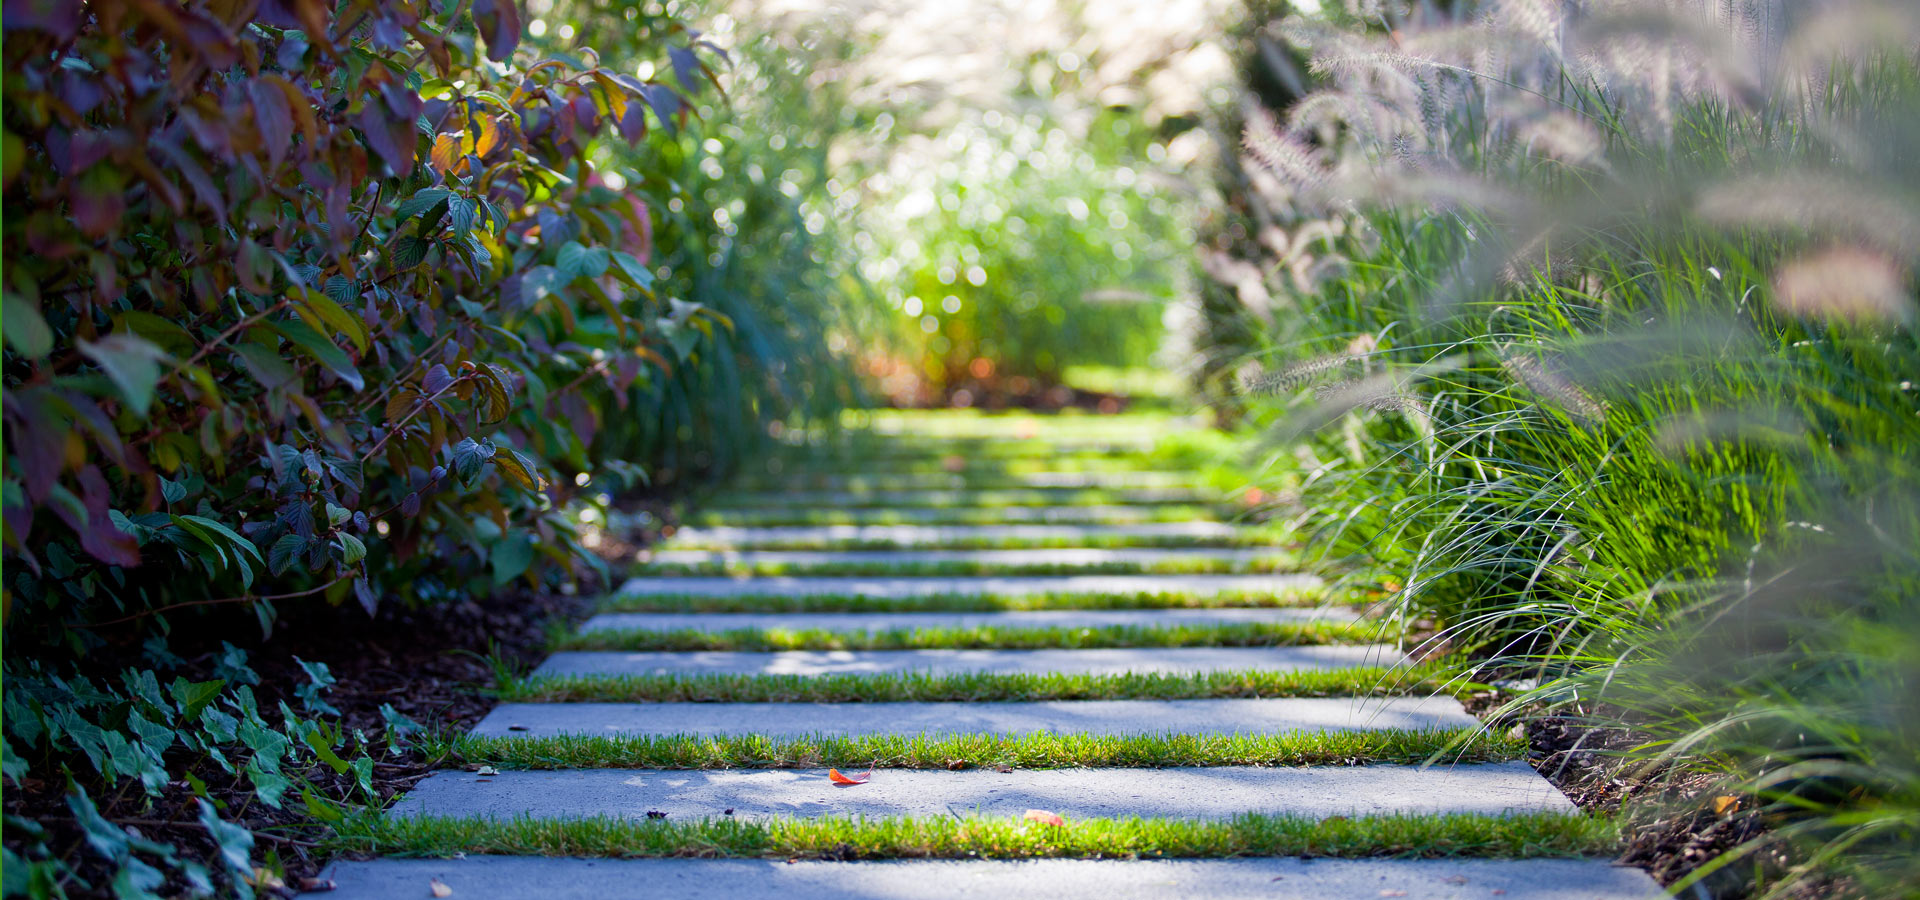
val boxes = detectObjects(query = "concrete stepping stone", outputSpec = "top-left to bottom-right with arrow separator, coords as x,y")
470,696 -> 1476,739
311,857 -> 1664,900
642,547 -> 1294,568
666,522 -> 1244,548
578,608 -> 1358,637
704,488 -> 1210,507
615,573 -> 1316,599
388,762 -> 1573,822
693,505 -> 1210,524
532,645 -> 1403,679
734,472 -> 1201,490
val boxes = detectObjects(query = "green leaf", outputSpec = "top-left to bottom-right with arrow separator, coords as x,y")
270,319 -> 364,390
325,503 -> 352,527
336,532 -> 367,566
393,187 -> 452,223
78,334 -> 168,416
490,532 -> 533,585
196,798 -> 255,877
230,341 -> 299,391
556,241 -> 609,283
2,293 -> 54,358
268,533 -> 306,576
491,446 -> 546,492
393,235 -> 432,269
452,437 -> 491,483
298,287 -> 369,354
611,251 -> 655,290
168,678 -> 226,723
177,515 -> 266,567
304,732 -> 351,775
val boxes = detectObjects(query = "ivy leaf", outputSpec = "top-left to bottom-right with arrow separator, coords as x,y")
168,678 -> 226,723
78,333 -> 168,416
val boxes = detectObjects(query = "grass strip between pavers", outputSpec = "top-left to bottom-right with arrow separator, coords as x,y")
430,727 -> 1519,770
335,810 -> 1619,861
550,621 -> 1383,653
682,506 -> 1223,527
634,558 -> 1302,577
501,666 -> 1465,704
598,589 -> 1327,614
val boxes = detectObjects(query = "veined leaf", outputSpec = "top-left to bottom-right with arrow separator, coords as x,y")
270,319 -> 364,391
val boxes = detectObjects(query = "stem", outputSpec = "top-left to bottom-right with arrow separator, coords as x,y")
81,574 -> 356,628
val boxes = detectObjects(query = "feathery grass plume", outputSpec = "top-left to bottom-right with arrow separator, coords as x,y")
1496,346 -> 1609,424
1241,106 -> 1331,195
1781,0 -> 1920,84
1769,246 -> 1914,325
1236,353 -> 1367,396
1697,174 -> 1920,256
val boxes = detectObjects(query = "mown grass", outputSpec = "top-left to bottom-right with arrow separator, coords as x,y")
598,588 -> 1326,614
335,810 -> 1620,861
500,665 -> 1460,704
551,621 -> 1382,653
682,505 -> 1223,527
429,727 -> 1518,771
633,557 -> 1302,577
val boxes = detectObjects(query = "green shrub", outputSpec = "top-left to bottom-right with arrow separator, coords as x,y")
0,1 -> 721,635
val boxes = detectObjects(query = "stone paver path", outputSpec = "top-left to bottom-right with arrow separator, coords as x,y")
309,411 -> 1662,899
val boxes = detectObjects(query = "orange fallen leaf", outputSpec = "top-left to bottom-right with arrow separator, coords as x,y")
1712,795 -> 1740,815
430,877 -> 454,897
828,765 -> 872,785
1022,809 -> 1066,826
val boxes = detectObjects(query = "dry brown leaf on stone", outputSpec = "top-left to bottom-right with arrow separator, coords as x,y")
1022,809 -> 1066,826
430,877 -> 454,897
296,877 -> 336,892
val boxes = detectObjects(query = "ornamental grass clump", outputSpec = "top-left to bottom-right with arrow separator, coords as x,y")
1195,0 -> 1920,894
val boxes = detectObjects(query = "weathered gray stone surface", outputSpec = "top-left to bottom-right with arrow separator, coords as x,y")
311,857 -> 1663,900
734,471 -> 1199,490
470,696 -> 1474,739
388,762 -> 1573,822
705,488 -> 1210,507
667,521 -> 1242,547
642,547 -> 1293,568
532,645 -> 1404,678
613,573 -> 1318,600
578,607 -> 1357,637
696,505 -> 1207,524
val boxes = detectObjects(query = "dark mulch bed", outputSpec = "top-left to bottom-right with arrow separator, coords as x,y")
1463,691 -> 1835,900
